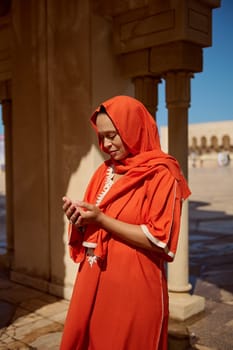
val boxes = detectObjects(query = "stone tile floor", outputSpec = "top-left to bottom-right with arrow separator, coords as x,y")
0,271 -> 68,349
0,166 -> 233,349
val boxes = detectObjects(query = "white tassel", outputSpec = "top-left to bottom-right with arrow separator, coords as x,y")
86,247 -> 98,267
87,254 -> 98,267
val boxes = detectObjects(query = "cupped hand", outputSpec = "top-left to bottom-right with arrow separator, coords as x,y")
62,197 -> 103,227
76,201 -> 103,225
62,196 -> 82,226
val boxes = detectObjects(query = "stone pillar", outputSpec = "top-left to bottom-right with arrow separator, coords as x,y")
133,76 -> 161,119
165,71 -> 205,320
1,99 -> 14,261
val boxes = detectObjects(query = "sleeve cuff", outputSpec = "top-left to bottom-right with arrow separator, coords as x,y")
140,224 -> 175,259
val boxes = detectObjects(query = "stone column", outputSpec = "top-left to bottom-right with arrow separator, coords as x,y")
133,76 -> 161,119
1,99 -> 14,262
165,71 -> 205,320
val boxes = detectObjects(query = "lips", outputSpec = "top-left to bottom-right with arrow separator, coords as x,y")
109,150 -> 118,157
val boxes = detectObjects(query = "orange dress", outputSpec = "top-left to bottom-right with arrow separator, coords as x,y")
60,96 -> 190,350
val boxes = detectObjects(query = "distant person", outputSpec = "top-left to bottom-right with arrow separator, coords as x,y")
190,151 -> 197,167
218,151 -> 230,167
60,95 -> 191,350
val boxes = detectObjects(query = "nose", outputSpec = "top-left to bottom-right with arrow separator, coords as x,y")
103,137 -> 112,148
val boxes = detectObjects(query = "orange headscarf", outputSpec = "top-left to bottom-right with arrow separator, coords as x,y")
91,95 -> 161,155
68,95 -> 191,263
91,95 -> 190,194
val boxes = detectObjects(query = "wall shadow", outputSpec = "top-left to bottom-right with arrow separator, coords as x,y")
189,200 -> 233,296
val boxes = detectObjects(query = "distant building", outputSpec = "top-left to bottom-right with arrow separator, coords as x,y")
160,120 -> 233,168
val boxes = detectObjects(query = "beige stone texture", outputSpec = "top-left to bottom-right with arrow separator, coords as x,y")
5,0 -> 132,295
112,0 -> 214,54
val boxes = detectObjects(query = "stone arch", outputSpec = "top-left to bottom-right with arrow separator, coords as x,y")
222,134 -> 231,151
192,136 -> 198,149
200,135 -> 208,153
189,136 -> 200,154
210,135 -> 219,151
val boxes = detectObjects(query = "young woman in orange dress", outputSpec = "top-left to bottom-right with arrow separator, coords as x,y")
60,95 -> 191,350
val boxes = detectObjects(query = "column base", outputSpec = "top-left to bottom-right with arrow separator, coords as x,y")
169,292 -> 205,321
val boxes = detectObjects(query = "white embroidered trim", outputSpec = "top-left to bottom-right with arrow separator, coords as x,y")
85,165 -> 114,267
140,180 -> 178,260
95,165 -> 114,206
140,224 -> 175,259
83,241 -> 97,248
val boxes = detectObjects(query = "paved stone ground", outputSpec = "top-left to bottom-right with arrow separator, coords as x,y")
187,166 -> 233,350
168,166 -> 233,350
0,276 -> 67,349
0,166 -> 233,349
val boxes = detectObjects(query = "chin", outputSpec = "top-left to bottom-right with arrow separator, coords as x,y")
114,155 -> 127,161
110,156 -> 120,161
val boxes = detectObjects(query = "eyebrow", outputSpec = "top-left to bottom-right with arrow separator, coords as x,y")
98,131 -> 117,135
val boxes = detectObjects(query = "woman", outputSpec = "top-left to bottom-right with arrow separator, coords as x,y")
60,95 -> 190,350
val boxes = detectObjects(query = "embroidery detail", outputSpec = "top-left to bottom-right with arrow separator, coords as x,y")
87,254 -> 98,267
95,165 -> 114,206
86,248 -> 98,267
86,166 -> 114,266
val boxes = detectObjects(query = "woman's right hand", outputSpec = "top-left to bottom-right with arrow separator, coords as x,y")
62,196 -> 82,226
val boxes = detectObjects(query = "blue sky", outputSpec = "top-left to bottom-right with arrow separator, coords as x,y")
157,0 -> 233,127
0,1 -> 232,134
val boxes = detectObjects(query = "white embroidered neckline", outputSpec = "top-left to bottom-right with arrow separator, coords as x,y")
95,165 -> 114,206
84,165 -> 114,267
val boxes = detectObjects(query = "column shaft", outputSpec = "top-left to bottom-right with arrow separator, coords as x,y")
165,71 -> 205,319
165,71 -> 191,292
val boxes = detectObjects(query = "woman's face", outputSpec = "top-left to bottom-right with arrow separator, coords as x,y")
96,113 -> 129,161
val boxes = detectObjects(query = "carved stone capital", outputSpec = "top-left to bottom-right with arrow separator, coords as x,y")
133,75 -> 161,116
165,71 -> 193,109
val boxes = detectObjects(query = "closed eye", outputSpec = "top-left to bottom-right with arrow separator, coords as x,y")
99,132 -> 118,141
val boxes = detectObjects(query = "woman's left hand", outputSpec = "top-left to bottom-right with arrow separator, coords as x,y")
74,201 -> 103,226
